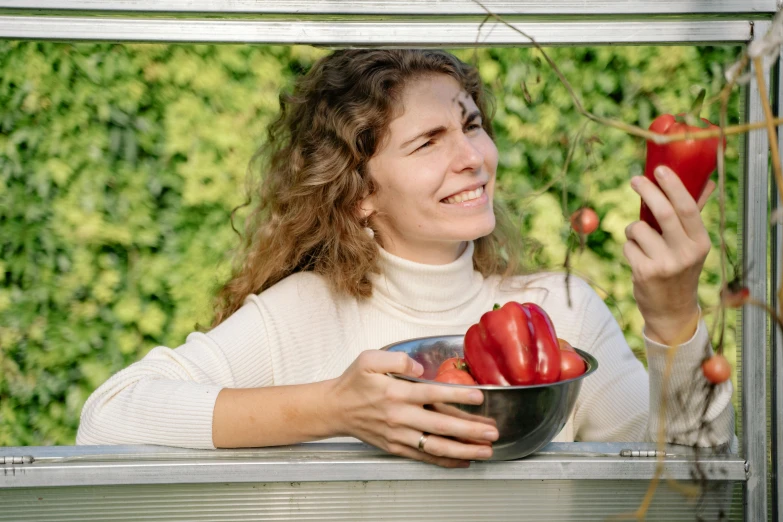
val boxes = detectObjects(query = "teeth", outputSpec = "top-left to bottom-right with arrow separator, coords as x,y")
445,185 -> 484,204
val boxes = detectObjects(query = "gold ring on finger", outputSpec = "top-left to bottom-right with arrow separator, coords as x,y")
417,433 -> 429,452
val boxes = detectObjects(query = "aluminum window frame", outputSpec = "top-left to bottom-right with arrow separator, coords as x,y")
0,3 -> 777,520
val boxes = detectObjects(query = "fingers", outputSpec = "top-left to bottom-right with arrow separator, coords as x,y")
386,379 -> 485,407
358,350 -> 424,378
428,405 -> 496,445
630,172 -> 685,242
386,427 -> 493,465
416,432 -> 494,460
622,239 -> 662,284
351,351 -> 499,467
400,404 -> 498,444
430,402 -> 498,427
381,384 -> 498,463
633,166 -> 709,241
387,437 -> 471,468
696,179 -> 716,211
624,220 -> 667,260
652,166 -> 711,240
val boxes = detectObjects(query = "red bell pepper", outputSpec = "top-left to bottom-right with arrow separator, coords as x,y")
464,302 -> 562,386
641,113 -> 724,234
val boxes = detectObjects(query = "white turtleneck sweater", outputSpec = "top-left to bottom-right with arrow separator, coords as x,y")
76,242 -> 735,450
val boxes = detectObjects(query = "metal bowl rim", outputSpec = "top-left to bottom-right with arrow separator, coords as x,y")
380,334 -> 598,390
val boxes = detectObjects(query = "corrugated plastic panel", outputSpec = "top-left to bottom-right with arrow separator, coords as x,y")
0,480 -> 743,521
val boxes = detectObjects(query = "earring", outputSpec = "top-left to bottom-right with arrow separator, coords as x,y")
360,209 -> 375,239
360,208 -> 372,226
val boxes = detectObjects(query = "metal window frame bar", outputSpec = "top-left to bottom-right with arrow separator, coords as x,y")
744,19 -> 772,522
0,443 -> 748,488
0,17 -> 756,45
773,46 -> 783,522
0,5 -> 775,521
0,0 -> 777,16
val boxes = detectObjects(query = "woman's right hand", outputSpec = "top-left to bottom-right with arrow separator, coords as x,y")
326,350 -> 499,468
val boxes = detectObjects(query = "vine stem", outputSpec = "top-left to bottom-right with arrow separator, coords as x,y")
752,57 -> 783,315
606,314 -> 702,521
473,1 -> 783,144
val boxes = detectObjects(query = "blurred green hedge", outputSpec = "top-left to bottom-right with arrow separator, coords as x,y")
0,41 -> 741,446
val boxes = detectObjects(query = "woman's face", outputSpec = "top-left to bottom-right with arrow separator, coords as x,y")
362,74 -> 498,264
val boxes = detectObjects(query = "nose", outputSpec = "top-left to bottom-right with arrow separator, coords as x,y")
451,132 -> 484,174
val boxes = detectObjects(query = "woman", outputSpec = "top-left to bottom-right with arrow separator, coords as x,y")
77,49 -> 734,468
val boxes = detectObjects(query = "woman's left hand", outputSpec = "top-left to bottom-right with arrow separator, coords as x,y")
623,165 -> 716,345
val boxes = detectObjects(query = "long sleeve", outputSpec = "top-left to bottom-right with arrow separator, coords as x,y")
644,318 -> 735,448
572,284 -> 734,447
76,299 -> 272,449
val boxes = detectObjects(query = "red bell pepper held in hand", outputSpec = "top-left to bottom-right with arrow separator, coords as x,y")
641,113 -> 724,234
464,302 -> 562,386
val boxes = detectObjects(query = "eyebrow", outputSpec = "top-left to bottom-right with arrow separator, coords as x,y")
399,110 -> 482,150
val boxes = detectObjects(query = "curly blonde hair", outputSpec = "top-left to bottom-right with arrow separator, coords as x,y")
212,49 -> 525,326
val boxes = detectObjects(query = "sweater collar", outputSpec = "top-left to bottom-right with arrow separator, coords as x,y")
369,241 -> 485,313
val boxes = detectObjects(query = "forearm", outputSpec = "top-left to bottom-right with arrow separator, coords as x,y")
212,379 -> 342,448
642,305 -> 700,346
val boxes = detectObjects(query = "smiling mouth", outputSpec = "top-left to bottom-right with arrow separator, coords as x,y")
442,185 -> 485,204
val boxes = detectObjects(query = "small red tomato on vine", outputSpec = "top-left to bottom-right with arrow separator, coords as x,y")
702,354 -> 731,384
570,208 -> 599,235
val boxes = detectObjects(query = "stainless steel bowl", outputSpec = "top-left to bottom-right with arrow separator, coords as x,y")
381,334 -> 598,460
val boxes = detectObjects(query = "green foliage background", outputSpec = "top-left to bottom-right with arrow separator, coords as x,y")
0,41 -> 742,446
